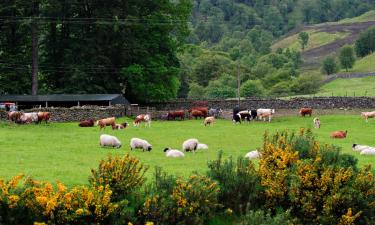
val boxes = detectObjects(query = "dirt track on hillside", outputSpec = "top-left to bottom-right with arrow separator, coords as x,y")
295,21 -> 375,69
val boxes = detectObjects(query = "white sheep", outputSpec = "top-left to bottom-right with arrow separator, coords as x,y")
245,150 -> 261,160
182,138 -> 199,152
352,144 -> 375,152
99,134 -> 122,148
164,148 -> 185,158
130,138 -> 152,151
197,143 -> 208,150
360,149 -> 375,155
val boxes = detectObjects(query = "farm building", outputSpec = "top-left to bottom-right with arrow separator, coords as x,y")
0,94 -> 129,109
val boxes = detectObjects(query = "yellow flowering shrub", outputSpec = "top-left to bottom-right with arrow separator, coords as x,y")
258,129 -> 375,224
23,179 -> 117,224
141,174 -> 220,225
89,154 -> 148,201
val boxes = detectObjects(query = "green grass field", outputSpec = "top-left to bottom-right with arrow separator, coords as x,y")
1,116 -> 374,187
318,76 -> 375,97
340,52 -> 375,73
272,30 -> 348,52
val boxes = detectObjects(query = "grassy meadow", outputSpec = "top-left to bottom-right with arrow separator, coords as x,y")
1,115 -> 374,187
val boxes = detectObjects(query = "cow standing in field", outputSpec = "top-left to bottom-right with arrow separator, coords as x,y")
167,110 -> 185,120
257,108 -> 275,122
37,112 -> 51,123
189,107 -> 208,118
361,111 -> 375,122
18,112 -> 38,124
7,111 -> 22,122
300,108 -> 313,117
79,119 -> 95,127
134,114 -> 151,127
191,110 -> 205,119
97,117 -> 116,130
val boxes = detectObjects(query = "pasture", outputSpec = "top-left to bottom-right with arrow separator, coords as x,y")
0,115 -> 374,187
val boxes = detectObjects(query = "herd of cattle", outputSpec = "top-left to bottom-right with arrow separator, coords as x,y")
5,107 -> 375,156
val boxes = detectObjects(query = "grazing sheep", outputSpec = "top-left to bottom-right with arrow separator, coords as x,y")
130,138 -> 152,151
99,134 -> 122,148
204,116 -> 215,126
360,148 -> 375,155
245,150 -> 261,160
164,148 -> 185,158
352,144 -> 375,153
330,130 -> 347,139
182,138 -> 199,152
197,143 -> 208,150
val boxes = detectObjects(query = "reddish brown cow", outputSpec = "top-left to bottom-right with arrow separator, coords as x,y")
189,107 -> 208,118
167,110 -> 185,120
79,119 -> 95,127
191,110 -> 204,119
330,130 -> 347,139
37,112 -> 51,123
299,108 -> 313,117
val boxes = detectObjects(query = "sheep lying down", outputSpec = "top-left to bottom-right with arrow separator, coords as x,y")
352,144 -> 375,155
245,150 -> 261,160
100,134 -> 122,148
130,138 -> 152,151
164,148 -> 185,158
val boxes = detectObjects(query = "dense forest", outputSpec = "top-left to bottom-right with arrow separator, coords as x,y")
0,0 -> 374,102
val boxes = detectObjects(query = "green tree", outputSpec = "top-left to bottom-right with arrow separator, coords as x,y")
205,74 -> 236,99
290,73 -> 323,94
188,83 -> 206,99
321,56 -> 339,75
339,45 -> 356,72
298,32 -> 309,51
240,80 -> 265,97
355,27 -> 375,57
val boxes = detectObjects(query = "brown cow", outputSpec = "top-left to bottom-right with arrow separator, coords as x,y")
97,117 -> 116,130
167,110 -> 185,120
189,107 -> 208,118
191,110 -> 204,119
299,108 -> 313,117
37,112 -> 51,123
79,119 -> 95,127
330,130 -> 347,139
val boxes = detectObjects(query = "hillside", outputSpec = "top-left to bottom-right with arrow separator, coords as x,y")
272,11 -> 375,70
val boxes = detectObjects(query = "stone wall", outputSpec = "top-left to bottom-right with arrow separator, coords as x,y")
148,97 -> 375,110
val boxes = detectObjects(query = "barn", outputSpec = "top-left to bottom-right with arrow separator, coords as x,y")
0,94 -> 129,109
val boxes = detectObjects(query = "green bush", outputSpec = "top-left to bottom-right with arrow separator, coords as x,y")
237,209 -> 293,225
290,73 -> 323,94
240,80 -> 265,97
141,169 -> 221,225
355,27 -> 375,57
321,56 -> 339,75
207,152 -> 264,214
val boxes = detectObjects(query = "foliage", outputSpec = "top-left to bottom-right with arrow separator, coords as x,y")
0,0 -> 192,103
298,32 -> 309,51
89,154 -> 148,202
339,45 -> 356,72
205,74 -> 237,99
141,169 -> 220,225
237,209 -> 293,225
259,129 -> 374,224
290,73 -> 323,94
322,56 -> 339,75
207,152 -> 264,214
0,175 -> 116,225
188,83 -> 206,99
355,27 -> 375,57
240,80 -> 265,97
